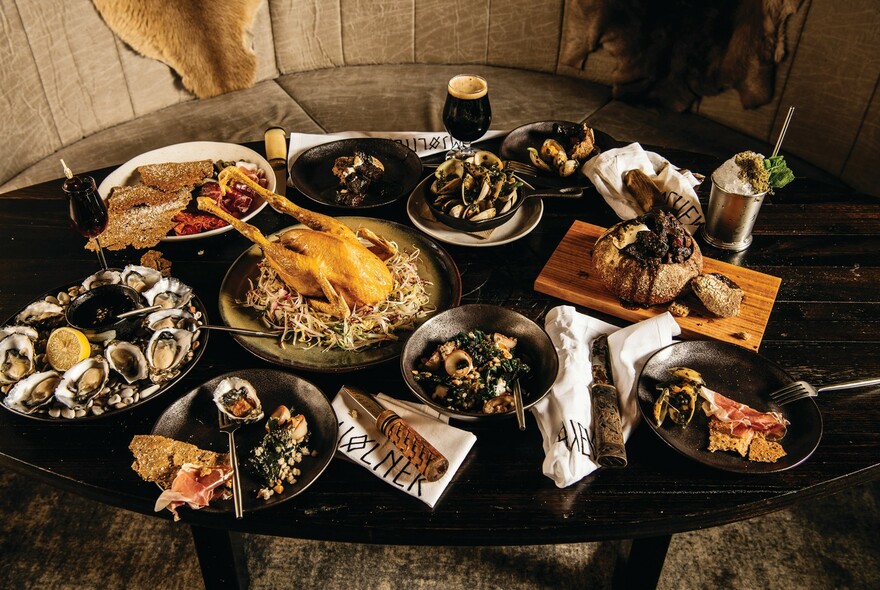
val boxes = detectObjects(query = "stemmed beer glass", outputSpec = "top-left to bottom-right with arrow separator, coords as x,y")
442,74 -> 491,159
62,160 -> 109,270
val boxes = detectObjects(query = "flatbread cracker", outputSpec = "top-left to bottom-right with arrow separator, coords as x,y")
87,188 -> 191,251
137,160 -> 213,192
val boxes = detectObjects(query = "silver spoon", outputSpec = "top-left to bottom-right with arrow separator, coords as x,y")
117,306 -> 281,338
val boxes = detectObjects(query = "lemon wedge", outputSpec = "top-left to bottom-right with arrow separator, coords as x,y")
46,327 -> 91,371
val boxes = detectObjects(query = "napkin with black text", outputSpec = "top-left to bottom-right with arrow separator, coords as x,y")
531,305 -> 681,487
332,391 -> 476,508
581,142 -> 705,234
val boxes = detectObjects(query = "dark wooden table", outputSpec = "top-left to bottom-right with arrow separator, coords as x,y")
1,139 -> 878,590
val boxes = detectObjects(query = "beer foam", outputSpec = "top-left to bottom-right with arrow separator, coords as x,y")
448,75 -> 488,99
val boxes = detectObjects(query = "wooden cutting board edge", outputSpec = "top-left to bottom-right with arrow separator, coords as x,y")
533,221 -> 781,351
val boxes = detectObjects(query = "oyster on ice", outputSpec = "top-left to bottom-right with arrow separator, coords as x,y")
146,328 -> 193,383
143,277 -> 193,310
106,340 -> 149,384
120,265 -> 162,293
213,377 -> 263,423
4,370 -> 61,414
82,269 -> 122,291
16,300 -> 64,326
55,357 -> 110,410
0,333 -> 36,384
145,308 -> 196,331
0,325 -> 40,341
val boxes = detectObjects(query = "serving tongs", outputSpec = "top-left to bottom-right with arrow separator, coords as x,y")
218,410 -> 245,519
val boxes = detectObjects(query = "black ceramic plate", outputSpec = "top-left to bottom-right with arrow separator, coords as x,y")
151,369 -> 337,515
400,304 -> 559,422
290,138 -> 423,208
218,217 -> 462,372
637,341 -> 822,473
0,274 -> 209,422
499,121 -> 617,189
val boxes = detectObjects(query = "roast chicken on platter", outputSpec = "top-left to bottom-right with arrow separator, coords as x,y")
197,167 -> 397,318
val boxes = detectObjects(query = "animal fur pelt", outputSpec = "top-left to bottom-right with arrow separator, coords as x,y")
92,0 -> 262,99
561,0 -> 804,111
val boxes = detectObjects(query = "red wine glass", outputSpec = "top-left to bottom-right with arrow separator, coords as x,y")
63,170 -> 109,270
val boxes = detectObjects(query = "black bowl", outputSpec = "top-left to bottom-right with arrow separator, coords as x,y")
290,138 -> 423,208
499,120 -> 617,189
400,304 -> 559,421
65,284 -> 145,343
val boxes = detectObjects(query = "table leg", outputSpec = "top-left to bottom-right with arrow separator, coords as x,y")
190,525 -> 249,590
613,534 -> 672,590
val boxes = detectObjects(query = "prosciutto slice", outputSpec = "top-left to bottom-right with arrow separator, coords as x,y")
154,463 -> 234,521
700,387 -> 789,440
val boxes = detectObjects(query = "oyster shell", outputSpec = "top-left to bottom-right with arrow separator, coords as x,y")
4,370 -> 61,414
0,333 -> 36,384
145,308 -> 195,331
213,376 -> 264,423
15,300 -> 64,326
0,325 -> 39,341
143,277 -> 193,310
55,357 -> 110,410
120,265 -> 163,293
146,328 -> 193,383
82,269 -> 122,291
105,340 -> 148,384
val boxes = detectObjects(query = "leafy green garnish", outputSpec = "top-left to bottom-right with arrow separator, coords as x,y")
763,155 -> 795,189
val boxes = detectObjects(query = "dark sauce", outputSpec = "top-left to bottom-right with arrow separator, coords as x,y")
69,289 -> 138,329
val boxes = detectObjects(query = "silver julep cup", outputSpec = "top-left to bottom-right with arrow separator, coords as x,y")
700,174 -> 768,251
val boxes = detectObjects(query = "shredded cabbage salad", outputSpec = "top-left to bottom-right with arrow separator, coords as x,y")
243,245 -> 433,351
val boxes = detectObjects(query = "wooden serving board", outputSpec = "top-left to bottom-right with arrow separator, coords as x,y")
534,221 -> 781,351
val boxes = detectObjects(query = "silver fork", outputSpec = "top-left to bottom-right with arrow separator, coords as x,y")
218,411 -> 244,519
769,377 -> 880,405
504,160 -> 541,177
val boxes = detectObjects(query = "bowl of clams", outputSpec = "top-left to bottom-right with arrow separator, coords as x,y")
400,304 -> 558,421
423,151 -> 582,233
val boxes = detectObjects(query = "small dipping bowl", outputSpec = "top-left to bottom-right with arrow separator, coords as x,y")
66,284 -> 145,343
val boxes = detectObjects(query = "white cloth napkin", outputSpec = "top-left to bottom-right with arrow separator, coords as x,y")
531,306 -> 681,487
581,142 -> 705,233
332,391 -> 476,508
287,130 -> 508,166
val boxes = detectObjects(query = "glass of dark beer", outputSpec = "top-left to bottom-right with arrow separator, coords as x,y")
442,74 -> 491,159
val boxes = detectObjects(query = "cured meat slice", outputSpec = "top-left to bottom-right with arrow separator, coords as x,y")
699,388 -> 789,440
154,463 -> 234,521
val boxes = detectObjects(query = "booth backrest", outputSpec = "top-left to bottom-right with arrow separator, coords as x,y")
2,0 -> 878,194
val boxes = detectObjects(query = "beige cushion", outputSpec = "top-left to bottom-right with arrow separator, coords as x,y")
0,82 -> 322,193
274,64 -> 612,132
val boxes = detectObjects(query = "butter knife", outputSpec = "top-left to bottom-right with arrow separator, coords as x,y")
590,334 -> 628,467
264,126 -> 288,205
342,385 -> 449,482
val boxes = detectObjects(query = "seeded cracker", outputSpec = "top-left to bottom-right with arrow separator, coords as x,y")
137,160 -> 213,192
87,188 -> 191,251
129,434 -> 229,489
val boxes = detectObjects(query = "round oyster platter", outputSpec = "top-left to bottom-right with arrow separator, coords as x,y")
0,266 -> 209,422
